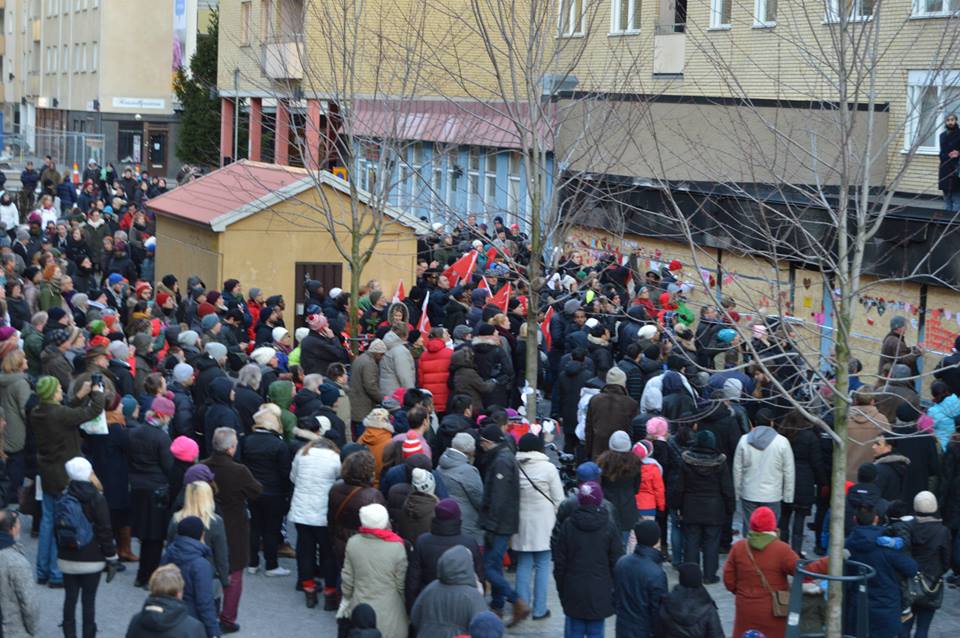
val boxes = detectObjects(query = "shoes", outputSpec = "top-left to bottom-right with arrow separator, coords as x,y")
703,576 -> 720,585
246,566 -> 259,575
277,543 -> 296,559
508,598 -> 531,627
219,621 -> 240,634
305,590 -> 318,608
324,588 -> 340,611
265,566 -> 291,577
48,581 -> 64,589
532,610 -> 551,621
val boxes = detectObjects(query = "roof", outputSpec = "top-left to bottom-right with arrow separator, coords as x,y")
148,159 -> 430,234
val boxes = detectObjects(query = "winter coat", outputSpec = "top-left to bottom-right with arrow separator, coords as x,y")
874,381 -> 921,424
358,423 -> 394,483
636,461 -> 665,513
697,402 -> 742,463
57,480 -> 117,574
911,516 -> 952,583
844,525 -> 917,638
288,445 -> 341,527
724,535 -> 801,638
846,404 -> 889,482
349,351 -> 382,423
191,355 -> 226,414
41,345 -> 73,391
436,448 -> 484,543
202,377 -> 242,455
732,426 -> 795,504
396,490 -> 439,544
613,544 -> 668,637
513,451 -> 564,552
585,385 -> 639,460
479,442 -> 519,535
890,423 -> 939,503
380,331 -> 416,398
553,505 -> 623,620
128,422 -> 174,491
942,439 -> 960,532
32,391 -> 105,494
929,393 -> 960,449
168,381 -> 196,439
83,418 -> 132,511
161,535 -> 220,638
417,339 -> 453,412
202,451 -> 263,572
874,452 -> 910,502
410,546 -> 487,638
878,332 -> 921,376
233,385 -> 262,435
300,330 -> 349,377
0,371 -> 31,454
470,336 -> 514,408
165,514 -> 230,595
329,480 -> 388,564
241,428 -> 292,495
406,516 -> 483,604
673,447 -> 734,526
934,350 -> 960,396
785,428 -> 827,507
448,348 -> 495,414
654,585 -> 724,638
124,596 -> 206,638
940,124 -> 960,192
556,359 -> 592,434
341,532 -> 408,638
0,540 -> 40,638
442,299 -> 469,333
603,466 -> 642,535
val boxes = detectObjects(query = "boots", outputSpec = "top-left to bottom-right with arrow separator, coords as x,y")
305,589 -> 318,609
83,622 -> 97,638
323,587 -> 340,611
117,527 -> 138,562
508,598 -> 531,627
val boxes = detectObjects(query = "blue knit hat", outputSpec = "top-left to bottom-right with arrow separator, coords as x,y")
468,611 -> 504,638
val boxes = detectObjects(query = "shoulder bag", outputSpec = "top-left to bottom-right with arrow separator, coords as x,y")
517,461 -> 556,507
744,543 -> 790,617
907,572 -> 944,610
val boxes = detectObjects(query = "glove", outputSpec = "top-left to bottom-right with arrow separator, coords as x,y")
876,535 -> 904,550
105,558 -> 120,583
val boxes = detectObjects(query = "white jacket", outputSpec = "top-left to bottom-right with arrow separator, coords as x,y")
288,446 -> 341,526
512,451 -> 564,552
0,202 -> 19,231
733,426 -> 795,504
640,372 -> 695,411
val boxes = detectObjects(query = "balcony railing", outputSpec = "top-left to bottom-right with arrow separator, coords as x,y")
262,34 -> 304,80
653,30 -> 685,75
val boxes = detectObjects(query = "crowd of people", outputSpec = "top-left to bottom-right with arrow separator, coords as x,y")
0,169 -> 958,638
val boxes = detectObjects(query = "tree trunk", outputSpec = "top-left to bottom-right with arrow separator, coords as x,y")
524,187 -> 542,419
348,224 -> 362,356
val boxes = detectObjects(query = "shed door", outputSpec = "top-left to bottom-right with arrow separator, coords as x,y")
294,262 -> 343,327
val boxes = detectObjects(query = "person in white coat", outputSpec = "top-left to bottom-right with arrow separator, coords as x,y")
379,326 -> 416,399
512,433 -> 564,620
288,435 -> 341,609
0,193 -> 19,233
732,408 -> 795,535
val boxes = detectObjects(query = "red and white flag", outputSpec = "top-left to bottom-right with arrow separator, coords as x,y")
392,280 -> 405,304
541,306 -> 555,351
477,276 -> 490,291
417,292 -> 431,333
490,282 -> 511,313
442,250 -> 478,286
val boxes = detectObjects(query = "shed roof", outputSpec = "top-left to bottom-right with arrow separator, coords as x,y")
148,159 -> 429,234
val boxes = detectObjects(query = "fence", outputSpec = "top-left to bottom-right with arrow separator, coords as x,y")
1,127 -> 105,173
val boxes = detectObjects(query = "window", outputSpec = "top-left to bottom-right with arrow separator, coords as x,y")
485,151 -> 498,212
431,156 -> 445,217
558,0 -> 585,36
241,2 -> 252,45
507,152 -> 525,221
45,47 -> 51,74
611,0 -> 639,33
61,45 -> 68,72
826,0 -> 874,21
51,46 -> 57,72
261,0 -> 274,40
913,0 -> 958,16
755,0 -> 777,25
446,150 -> 460,210
74,44 -> 80,72
91,42 -> 98,71
711,0 -> 732,28
905,70 -> 960,153
468,147 -> 482,212
81,43 -> 87,72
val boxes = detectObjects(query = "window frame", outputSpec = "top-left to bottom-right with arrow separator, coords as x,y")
904,69 -> 960,155
610,0 -> 639,35
912,0 -> 958,17
61,45 -> 68,73
484,150 -> 498,214
91,42 -> 98,71
754,0 -> 777,27
825,0 -> 875,23
260,0 -> 274,41
710,0 -> 732,29
557,0 -> 586,37
240,1 -> 253,46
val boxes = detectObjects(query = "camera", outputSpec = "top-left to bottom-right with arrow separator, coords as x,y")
91,373 -> 102,386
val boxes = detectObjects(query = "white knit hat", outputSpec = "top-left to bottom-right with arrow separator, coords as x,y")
250,347 -> 276,366
608,430 -> 631,453
411,467 -> 436,496
295,327 -> 309,343
272,327 -> 289,343
914,490 -> 938,515
359,503 -> 390,530
65,456 -> 93,482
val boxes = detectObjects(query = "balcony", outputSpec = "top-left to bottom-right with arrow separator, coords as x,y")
653,25 -> 685,76
31,18 -> 40,42
262,35 -> 304,80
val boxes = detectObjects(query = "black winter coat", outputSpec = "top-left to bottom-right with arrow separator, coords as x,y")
404,515 -> 483,606
939,125 -> 960,193
192,355 -> 226,412
673,448 -> 734,526
555,359 -> 591,433
233,385 -> 263,436
479,442 -> 519,535
891,424 -> 940,503
602,471 -> 642,533
300,331 -> 349,376
125,595 -> 207,638
168,382 -> 196,440
240,429 -> 292,495
292,388 -> 324,417
874,453 -> 910,502
934,351 -> 960,396
697,403 -> 741,463
442,299 -> 469,333
203,377 -> 243,456
57,480 -> 117,565
470,337 -> 514,408
786,428 -> 828,507
614,544 -> 668,638
127,424 -> 174,491
941,439 -> 960,531
616,357 -> 646,405
654,585 -> 724,638
552,505 -> 623,619
910,517 -> 952,582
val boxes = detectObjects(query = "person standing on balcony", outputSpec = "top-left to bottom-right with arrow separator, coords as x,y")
939,113 -> 960,211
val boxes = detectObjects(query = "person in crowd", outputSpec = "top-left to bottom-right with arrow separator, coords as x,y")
928,380 -> 960,449
329,449 -> 387,568
585,368 -> 639,460
778,411 -> 827,556
0,350 -> 33,503
299,310 -> 349,377
655,563 -> 724,638
348,339 -> 386,433
879,316 -> 922,376
598,431 -> 642,547
732,409 -> 795,534
436,432 -> 484,544
410,545 -> 488,638
0,508 -> 40,637
418,327 -> 453,413
167,480 -> 229,615
846,390 -> 889,482
613,520 -> 667,638
160,516 -> 220,638
891,403 -> 941,504
358,408 -> 395,483
406,498 -> 483,604
902,491 -> 951,637
125,564 -> 207,638
872,434 -> 910,502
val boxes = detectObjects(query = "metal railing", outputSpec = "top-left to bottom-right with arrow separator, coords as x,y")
0,127 -> 104,172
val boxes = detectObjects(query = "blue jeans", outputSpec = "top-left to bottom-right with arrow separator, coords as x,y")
564,616 -> 604,638
946,191 -> 960,212
901,606 -> 936,637
670,510 -> 684,565
514,550 -> 550,617
37,491 -> 63,583
483,533 -> 518,610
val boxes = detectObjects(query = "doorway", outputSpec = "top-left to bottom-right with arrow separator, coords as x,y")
147,128 -> 168,175
294,261 -> 343,327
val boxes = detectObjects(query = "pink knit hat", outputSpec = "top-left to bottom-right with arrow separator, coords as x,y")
170,436 -> 199,463
151,396 -> 176,417
307,312 -> 328,332
632,440 -> 652,460
645,417 -> 668,439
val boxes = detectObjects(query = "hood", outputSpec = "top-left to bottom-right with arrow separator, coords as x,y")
660,586 -> 717,629
470,288 -> 490,307
386,302 -> 409,324
437,545 -> 477,587
267,380 -> 295,409
209,377 -> 234,405
450,347 -> 475,371
305,279 -> 324,297
164,535 -> 211,564
747,530 -> 778,550
0,371 -> 28,390
846,525 -> 884,554
471,335 -> 501,349
426,338 -> 448,354
563,359 -> 586,376
747,425 -> 778,450
661,371 -> 685,396
293,388 -> 321,413
438,446 -> 470,469
133,596 -> 193,633
430,515 -> 462,537
383,330 -> 405,350
875,453 -> 911,470
681,449 -> 727,474
850,405 -> 883,425
193,354 -> 219,373
402,492 -> 438,523
571,506 -> 607,532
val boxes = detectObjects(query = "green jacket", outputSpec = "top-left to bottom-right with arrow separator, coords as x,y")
32,391 -> 105,494
37,280 -> 63,312
23,326 -> 44,376
267,380 -> 296,441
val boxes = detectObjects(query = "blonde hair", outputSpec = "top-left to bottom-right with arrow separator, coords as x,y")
148,564 -> 185,597
489,313 -> 509,329
173,481 -> 215,528
253,403 -> 282,433
1,350 -> 26,374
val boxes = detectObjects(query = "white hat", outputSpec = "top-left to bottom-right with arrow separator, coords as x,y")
272,326 -> 289,343
173,363 -> 194,384
411,467 -> 436,496
107,340 -> 129,360
637,325 -> 658,340
315,415 -> 332,437
329,287 -> 342,299
608,430 -> 631,453
914,490 -> 938,515
295,327 -> 309,343
431,222 -> 444,232
178,330 -> 200,347
358,503 -> 390,530
585,317 -> 599,329
471,239 -> 483,250
250,347 -> 276,366
65,456 -> 93,482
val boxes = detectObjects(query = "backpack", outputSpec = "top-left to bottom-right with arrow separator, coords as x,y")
54,492 -> 93,550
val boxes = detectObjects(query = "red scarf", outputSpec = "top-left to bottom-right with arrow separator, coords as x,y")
358,527 -> 404,543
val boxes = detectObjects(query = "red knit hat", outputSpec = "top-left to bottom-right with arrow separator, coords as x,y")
749,506 -> 777,533
197,302 -> 216,318
156,291 -> 171,307
668,259 -> 682,271
402,431 -> 424,458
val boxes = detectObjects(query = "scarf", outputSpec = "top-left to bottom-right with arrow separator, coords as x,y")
0,531 -> 16,550
358,527 -> 404,543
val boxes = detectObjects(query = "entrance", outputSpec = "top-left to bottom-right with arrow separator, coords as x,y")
148,129 -> 168,175
294,262 -> 343,327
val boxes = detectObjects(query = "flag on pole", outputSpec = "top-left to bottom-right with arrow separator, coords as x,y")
477,276 -> 490,291
392,280 -> 405,304
490,282 -> 511,313
442,250 -> 478,286
540,306 -> 555,351
485,246 -> 498,265
417,292 -> 431,333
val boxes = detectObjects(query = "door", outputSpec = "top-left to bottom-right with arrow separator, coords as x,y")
148,129 -> 168,175
294,262 -> 343,328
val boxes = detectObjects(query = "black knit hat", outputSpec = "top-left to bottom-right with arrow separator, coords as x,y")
634,520 -> 660,547
177,516 -> 204,540
678,562 -> 703,588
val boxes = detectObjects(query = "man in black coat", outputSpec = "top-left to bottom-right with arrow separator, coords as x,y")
555,350 -> 592,451
405,498 -> 482,606
940,113 -> 960,211
891,403 -> 940,504
872,434 -> 910,502
614,520 -> 668,638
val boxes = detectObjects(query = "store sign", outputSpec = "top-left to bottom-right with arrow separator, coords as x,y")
112,97 -> 166,110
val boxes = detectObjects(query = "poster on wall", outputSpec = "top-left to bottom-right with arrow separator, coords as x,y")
172,0 -> 188,73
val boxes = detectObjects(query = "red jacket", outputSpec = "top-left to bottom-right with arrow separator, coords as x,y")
417,338 -> 453,412
246,299 -> 262,342
634,461 -> 665,512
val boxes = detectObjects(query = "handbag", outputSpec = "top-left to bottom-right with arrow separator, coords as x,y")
745,543 -> 791,617
907,572 -> 944,610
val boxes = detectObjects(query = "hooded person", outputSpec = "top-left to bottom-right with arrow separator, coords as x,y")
159,517 -> 220,638
347,603 -> 382,638
266,379 -> 297,441
405,498 -> 483,604
410,545 -> 488,638
379,326 -> 417,399
358,408 -> 395,484
654,563 -> 724,638
396,467 -> 440,544
300,310 -> 349,376
435,431 -> 484,543
124,564 -> 207,638
732,411 -> 795,534
202,377 -> 242,457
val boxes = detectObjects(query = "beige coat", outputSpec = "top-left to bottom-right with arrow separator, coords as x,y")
340,532 -> 408,638
512,451 -> 564,552
846,404 -> 889,482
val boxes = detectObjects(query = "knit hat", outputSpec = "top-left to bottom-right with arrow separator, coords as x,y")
577,481 -> 603,508
632,440 -> 652,460
250,347 -> 276,366
306,313 -> 328,332
645,417 -> 668,439
576,461 -> 602,483
184,463 -> 215,485
411,467 -> 436,495
741,632 -> 767,638
88,319 -> 107,336
173,363 -> 194,385
695,430 -> 716,450
65,456 -> 93,482
890,364 -> 912,379
177,516 -> 205,540
451,432 -> 476,455
890,315 -> 907,330
151,396 -> 176,417
637,324 -> 658,340
170,436 -> 199,462
634,520 -> 660,547
605,367 -> 627,388
271,327 -> 289,344
201,314 -> 220,331
204,342 -> 227,360
749,506 -> 777,533
121,395 -> 139,421
452,325 -> 473,341
435,498 -> 461,521
196,302 -> 216,318
131,332 -> 153,355
45,328 -> 71,347
156,291 -> 171,307
402,431 -> 425,457
857,463 -> 878,483
468,611 -> 505,638
48,306 -> 68,324
178,330 -> 200,347
479,424 -> 505,443
36,376 -> 60,402
367,338 -> 387,354
518,433 -> 543,453
722,377 -> 743,400
107,340 -> 129,360
318,382 -> 340,406
896,402 -> 921,423
678,563 -> 703,588
914,490 -> 938,515
107,273 -> 125,286
358,503 -> 390,530
363,408 -> 393,430
716,328 -> 737,344
563,299 -> 581,315
608,430 -> 631,453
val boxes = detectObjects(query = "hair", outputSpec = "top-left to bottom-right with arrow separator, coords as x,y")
403,388 -> 424,409
173,481 -> 216,528
392,323 -> 410,339
148,564 -> 185,597
571,347 -> 587,362
886,499 -> 911,520
932,380 -> 951,403
852,390 -> 874,407
237,363 -> 262,390
212,427 -> 238,452
407,407 -> 428,430
302,373 -> 323,392
624,343 -> 640,360
723,349 -> 739,366
300,436 -> 339,457
0,509 -> 18,533
341,449 -> 376,486
31,311 -> 49,328
144,372 -> 165,396
848,357 -> 863,374
326,363 -> 347,380
596,449 -> 641,482
429,327 -> 445,339
1,350 -> 26,374
448,394 -> 472,415
855,504 -> 877,526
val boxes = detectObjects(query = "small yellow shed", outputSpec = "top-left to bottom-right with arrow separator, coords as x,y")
149,160 -> 425,326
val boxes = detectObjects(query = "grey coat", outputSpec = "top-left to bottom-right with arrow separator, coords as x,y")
0,544 -> 40,637
0,372 -> 31,453
348,351 -> 382,423
379,331 -> 416,399
167,513 -> 230,597
436,448 -> 484,543
410,546 -> 487,638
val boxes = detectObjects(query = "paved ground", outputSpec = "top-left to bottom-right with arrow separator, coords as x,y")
13,514 -> 960,637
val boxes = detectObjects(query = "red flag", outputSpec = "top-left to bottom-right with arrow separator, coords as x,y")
485,246 -> 498,265
490,282 -> 511,313
392,280 -> 405,304
540,306 -> 555,351
517,295 -> 528,316
417,292 -> 431,333
442,250 -> 478,286
477,276 -> 490,291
